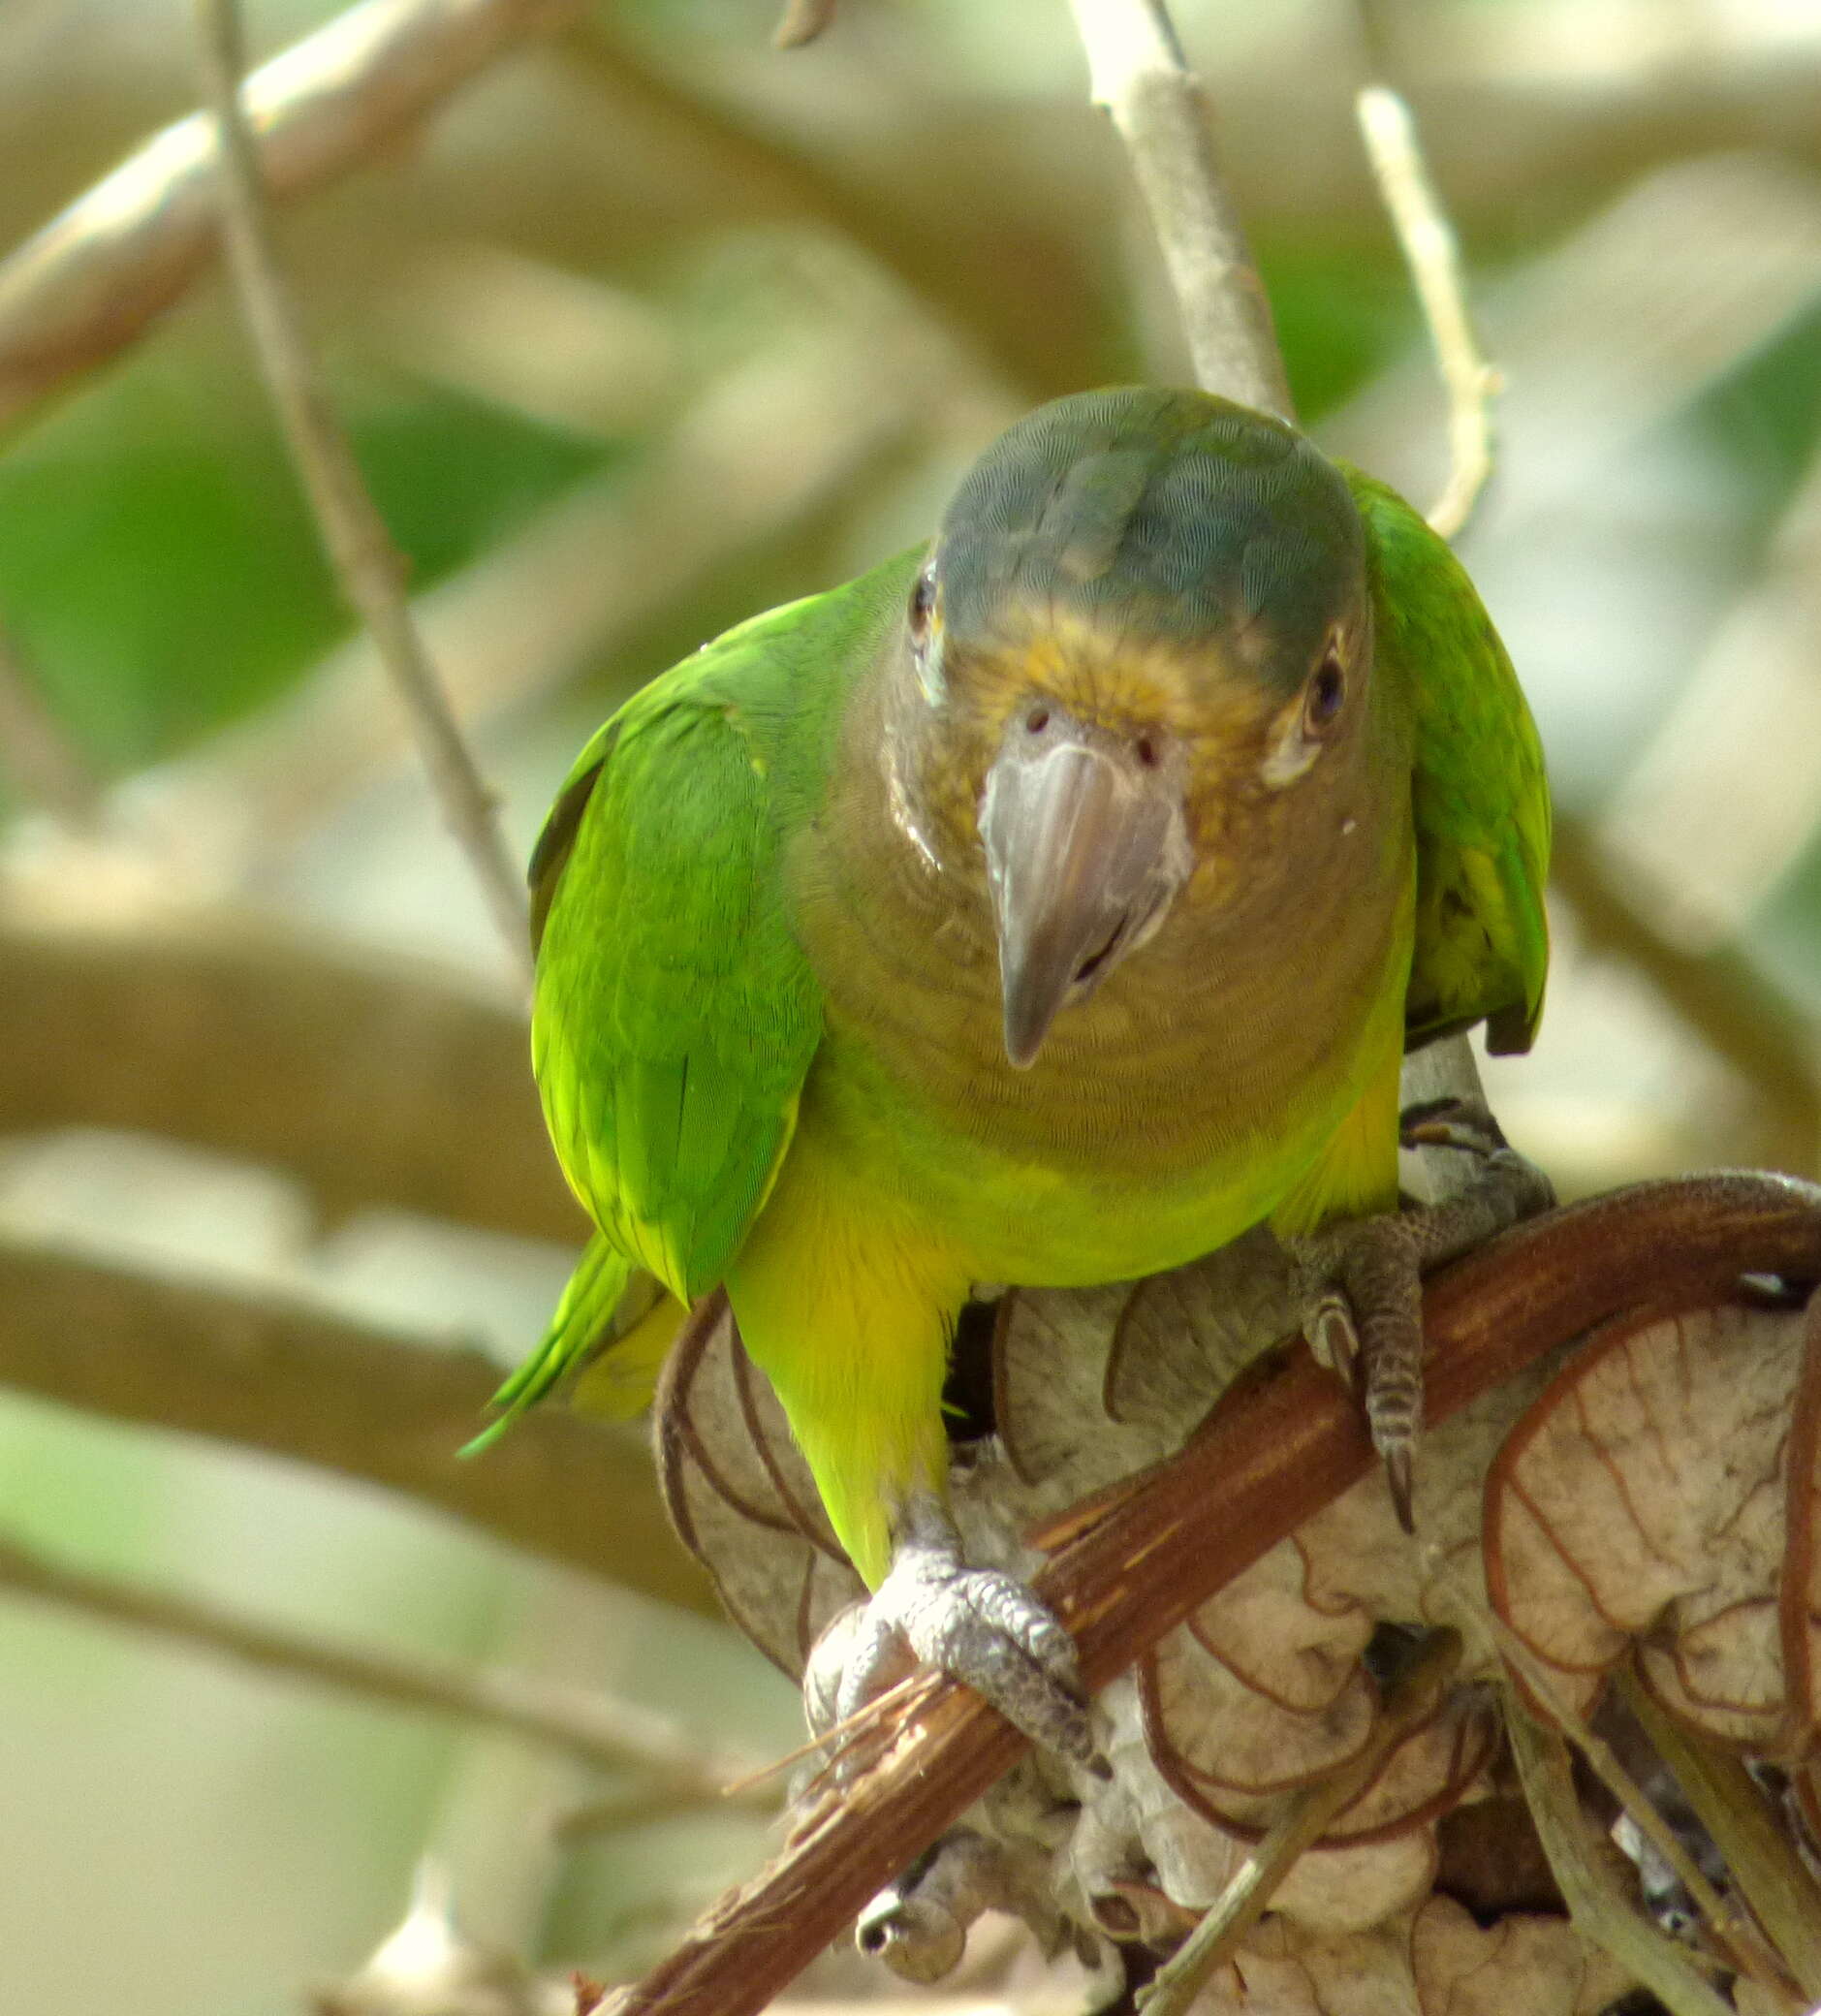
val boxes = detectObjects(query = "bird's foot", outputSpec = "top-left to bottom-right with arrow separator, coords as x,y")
1288,1096 -> 1554,1530
818,1494 -> 1103,1771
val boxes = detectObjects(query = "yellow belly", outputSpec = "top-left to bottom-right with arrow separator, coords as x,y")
725,966 -> 1406,1584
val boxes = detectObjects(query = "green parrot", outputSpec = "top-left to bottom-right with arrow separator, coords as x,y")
492,387 -> 1548,1747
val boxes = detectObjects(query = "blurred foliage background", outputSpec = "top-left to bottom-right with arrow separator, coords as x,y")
1,0 -> 1820,2008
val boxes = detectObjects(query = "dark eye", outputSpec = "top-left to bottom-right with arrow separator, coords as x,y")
1304,650 -> 1345,733
909,565 -> 936,643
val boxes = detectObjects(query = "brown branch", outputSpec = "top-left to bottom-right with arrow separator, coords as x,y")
0,1231 -> 715,1620
0,0 -> 581,433
0,903 -> 578,1243
1,10 -> 1814,442
606,1175 -> 1821,2015
0,1527 -> 765,1805
193,0 -> 530,983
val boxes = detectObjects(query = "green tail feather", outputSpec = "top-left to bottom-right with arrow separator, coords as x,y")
460,1235 -> 635,1458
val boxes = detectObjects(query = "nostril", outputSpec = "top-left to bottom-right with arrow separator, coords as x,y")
1074,921 -> 1124,986
1134,733 -> 1158,768
1025,706 -> 1051,734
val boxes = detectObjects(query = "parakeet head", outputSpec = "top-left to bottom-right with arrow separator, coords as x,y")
896,387 -> 1374,1070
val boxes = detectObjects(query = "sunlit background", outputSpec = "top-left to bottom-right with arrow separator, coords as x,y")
1,0 -> 1819,2008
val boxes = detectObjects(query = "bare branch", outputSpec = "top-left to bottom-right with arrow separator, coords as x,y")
192,0 -> 530,983
0,0 -> 581,433
0,902 -> 575,1242
0,1526 -> 767,1807
606,1178 -> 1821,2016
1356,83 -> 1499,542
1066,0 -> 1291,421
0,1231 -> 714,1620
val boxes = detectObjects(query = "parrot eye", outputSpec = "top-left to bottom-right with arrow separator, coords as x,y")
909,565 -> 937,643
1303,649 -> 1346,734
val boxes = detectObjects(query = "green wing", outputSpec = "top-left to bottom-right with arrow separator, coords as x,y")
530,684 -> 824,1300
482,568 -> 904,1432
1347,470 -> 1551,1055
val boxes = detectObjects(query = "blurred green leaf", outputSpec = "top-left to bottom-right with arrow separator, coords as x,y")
1258,238 -> 1423,423
0,353 -> 610,776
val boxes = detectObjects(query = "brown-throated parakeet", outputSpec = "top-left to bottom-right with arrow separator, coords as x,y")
489,388 -> 1549,1751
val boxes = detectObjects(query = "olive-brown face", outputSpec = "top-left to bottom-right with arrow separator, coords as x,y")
896,388 -> 1372,1067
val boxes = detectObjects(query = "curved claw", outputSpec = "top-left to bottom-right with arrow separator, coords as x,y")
1381,1441 -> 1415,1535
1303,1290 -> 1361,1394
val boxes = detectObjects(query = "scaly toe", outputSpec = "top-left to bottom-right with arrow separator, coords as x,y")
903,1563 -> 1100,1768
825,1496 -> 1105,1771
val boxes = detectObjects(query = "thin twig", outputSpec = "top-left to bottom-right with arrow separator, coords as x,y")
1430,1553 -> 1784,1992
1620,1667 -> 1821,1999
1505,1704 -> 1738,2016
191,0 -> 531,983
0,0 -> 583,433
561,1675 -> 919,1842
1066,0 -> 1291,422
1356,83 -> 1499,541
1140,1628 -> 1462,2015
0,1527 -> 769,1809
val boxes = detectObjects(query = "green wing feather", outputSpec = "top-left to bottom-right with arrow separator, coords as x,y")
1347,470 -> 1552,1055
462,1231 -> 637,1451
482,566 -> 905,1432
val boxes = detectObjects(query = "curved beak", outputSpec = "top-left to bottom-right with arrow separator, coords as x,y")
979,705 -> 1190,1069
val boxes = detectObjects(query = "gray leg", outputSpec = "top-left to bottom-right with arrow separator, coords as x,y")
1289,1097 -> 1554,1529
832,1493 -> 1103,1768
